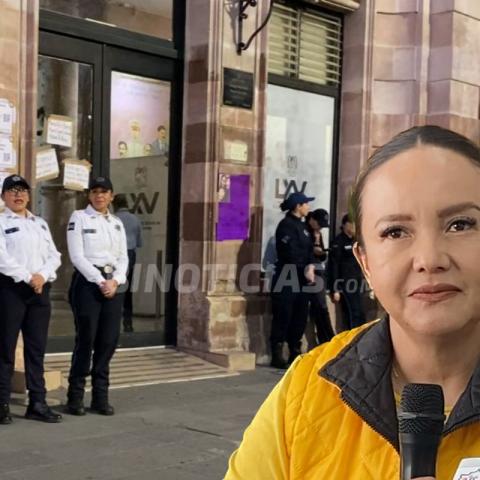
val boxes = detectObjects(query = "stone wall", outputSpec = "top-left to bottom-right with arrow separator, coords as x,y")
0,0 -> 39,386
178,1 -> 271,368
0,0 -> 38,179
338,0 -> 480,217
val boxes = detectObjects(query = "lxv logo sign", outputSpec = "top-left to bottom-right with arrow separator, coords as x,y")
274,179 -> 307,200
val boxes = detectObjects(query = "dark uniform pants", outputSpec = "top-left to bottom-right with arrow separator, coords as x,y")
68,271 -> 124,402
309,278 -> 334,344
270,272 -> 310,350
340,289 -> 366,330
0,274 -> 51,404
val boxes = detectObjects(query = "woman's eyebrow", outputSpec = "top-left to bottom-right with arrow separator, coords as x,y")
438,202 -> 480,218
375,214 -> 413,228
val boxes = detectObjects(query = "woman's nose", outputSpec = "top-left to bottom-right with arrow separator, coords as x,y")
411,234 -> 451,273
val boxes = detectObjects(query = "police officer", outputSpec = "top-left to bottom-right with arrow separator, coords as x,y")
270,192 -> 316,369
327,213 -> 366,330
306,208 -> 335,345
66,176 -> 128,416
0,174 -> 62,424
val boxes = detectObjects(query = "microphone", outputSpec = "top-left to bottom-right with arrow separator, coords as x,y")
398,383 -> 445,480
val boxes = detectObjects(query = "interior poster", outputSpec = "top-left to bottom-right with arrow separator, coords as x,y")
217,174 -> 250,241
110,72 -> 170,159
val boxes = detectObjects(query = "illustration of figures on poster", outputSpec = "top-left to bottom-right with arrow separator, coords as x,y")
110,72 -> 170,160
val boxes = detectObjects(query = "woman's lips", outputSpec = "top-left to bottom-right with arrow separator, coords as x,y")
409,284 -> 461,303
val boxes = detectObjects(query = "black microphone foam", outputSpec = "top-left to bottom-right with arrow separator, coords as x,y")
398,383 -> 445,480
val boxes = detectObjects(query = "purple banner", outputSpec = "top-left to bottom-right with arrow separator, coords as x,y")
217,174 -> 250,241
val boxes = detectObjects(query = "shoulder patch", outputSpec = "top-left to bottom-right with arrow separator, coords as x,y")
281,235 -> 290,244
68,222 -> 75,231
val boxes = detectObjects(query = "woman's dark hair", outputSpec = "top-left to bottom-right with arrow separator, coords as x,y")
341,213 -> 351,226
349,125 -> 480,246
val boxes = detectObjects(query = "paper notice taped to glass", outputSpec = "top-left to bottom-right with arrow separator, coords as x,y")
0,135 -> 16,169
36,147 -> 59,181
46,114 -> 74,148
0,99 -> 15,135
63,159 -> 91,191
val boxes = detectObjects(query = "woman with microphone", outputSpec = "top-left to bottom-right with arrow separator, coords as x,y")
225,125 -> 480,479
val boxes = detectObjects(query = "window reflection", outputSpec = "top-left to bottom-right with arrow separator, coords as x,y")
40,0 -> 173,40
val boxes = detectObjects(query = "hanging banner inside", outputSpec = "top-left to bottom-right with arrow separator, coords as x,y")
217,174 -> 250,241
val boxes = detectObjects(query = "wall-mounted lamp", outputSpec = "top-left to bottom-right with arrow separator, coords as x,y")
237,0 -> 274,55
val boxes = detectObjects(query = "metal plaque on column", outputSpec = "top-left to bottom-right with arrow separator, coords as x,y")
223,68 -> 254,109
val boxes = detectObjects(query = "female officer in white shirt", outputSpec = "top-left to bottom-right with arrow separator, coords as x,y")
66,176 -> 128,417
0,174 -> 62,424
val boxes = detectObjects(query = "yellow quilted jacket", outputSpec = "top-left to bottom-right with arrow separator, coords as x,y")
225,319 -> 480,479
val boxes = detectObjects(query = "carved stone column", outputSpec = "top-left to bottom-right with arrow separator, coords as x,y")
178,1 -> 271,369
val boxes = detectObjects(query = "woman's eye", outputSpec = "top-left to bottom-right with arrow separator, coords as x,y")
447,218 -> 477,232
380,227 -> 406,239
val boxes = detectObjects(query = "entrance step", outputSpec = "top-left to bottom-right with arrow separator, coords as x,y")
44,347 -> 237,389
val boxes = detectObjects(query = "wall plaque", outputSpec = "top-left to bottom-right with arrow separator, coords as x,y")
223,68 -> 254,109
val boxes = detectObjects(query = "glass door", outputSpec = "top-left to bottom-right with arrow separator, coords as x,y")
103,47 -> 177,347
37,32 -> 178,351
37,32 -> 102,352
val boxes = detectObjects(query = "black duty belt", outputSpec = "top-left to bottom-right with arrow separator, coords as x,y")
94,265 -> 115,280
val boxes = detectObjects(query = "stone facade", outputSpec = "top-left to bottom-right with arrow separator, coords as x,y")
0,0 -> 39,389
178,0 -> 271,368
2,0 -> 479,371
338,0 -> 480,216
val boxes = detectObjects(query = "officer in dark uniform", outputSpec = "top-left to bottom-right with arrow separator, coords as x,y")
306,208 -> 335,345
66,177 -> 128,416
0,175 -> 62,424
327,213 -> 366,330
270,192 -> 316,369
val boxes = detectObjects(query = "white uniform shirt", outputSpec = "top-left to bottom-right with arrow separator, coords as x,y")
67,204 -> 128,286
0,207 -> 61,283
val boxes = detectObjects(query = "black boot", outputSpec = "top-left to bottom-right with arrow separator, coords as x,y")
91,391 -> 114,416
66,398 -> 86,416
288,342 -> 303,365
25,402 -> 62,423
270,342 -> 288,369
90,399 -> 115,416
0,404 -> 12,425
